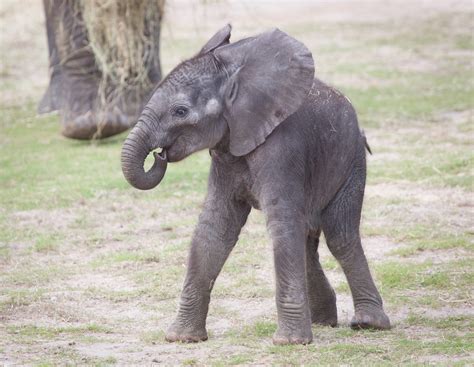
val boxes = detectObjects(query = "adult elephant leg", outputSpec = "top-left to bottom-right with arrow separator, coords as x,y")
264,200 -> 313,345
75,0 -> 164,139
321,168 -> 390,330
165,175 -> 251,342
306,230 -> 338,326
39,0 -> 163,139
40,0 -> 101,139
38,0 -> 64,113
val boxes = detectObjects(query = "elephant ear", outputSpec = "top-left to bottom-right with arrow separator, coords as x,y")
199,24 -> 232,54
215,29 -> 315,156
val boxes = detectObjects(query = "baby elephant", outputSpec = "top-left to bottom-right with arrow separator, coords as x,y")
121,25 -> 390,345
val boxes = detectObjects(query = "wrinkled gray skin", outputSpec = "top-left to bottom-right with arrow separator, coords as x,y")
121,25 -> 391,345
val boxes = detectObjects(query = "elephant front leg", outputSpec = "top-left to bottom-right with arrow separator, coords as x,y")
165,198 -> 250,343
266,208 -> 313,345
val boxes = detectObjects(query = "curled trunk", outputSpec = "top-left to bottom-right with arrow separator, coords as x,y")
121,121 -> 167,190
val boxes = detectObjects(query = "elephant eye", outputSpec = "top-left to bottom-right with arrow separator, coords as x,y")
173,106 -> 189,118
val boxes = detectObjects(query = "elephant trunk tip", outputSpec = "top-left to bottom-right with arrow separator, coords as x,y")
153,148 -> 167,161
121,138 -> 168,190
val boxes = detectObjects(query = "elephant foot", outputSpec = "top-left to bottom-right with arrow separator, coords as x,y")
38,65 -> 63,114
309,293 -> 338,327
61,107 -> 135,140
311,307 -> 338,327
272,327 -> 313,345
350,307 -> 391,330
165,321 -> 208,343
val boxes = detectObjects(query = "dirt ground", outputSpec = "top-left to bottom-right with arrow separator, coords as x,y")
0,0 -> 473,365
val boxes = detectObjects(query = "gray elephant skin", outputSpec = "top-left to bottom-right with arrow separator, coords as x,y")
121,25 -> 390,345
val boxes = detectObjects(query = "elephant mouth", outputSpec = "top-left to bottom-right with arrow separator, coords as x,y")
153,148 -> 167,162
165,144 -> 184,163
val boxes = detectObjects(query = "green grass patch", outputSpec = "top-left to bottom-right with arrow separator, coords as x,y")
213,272 -> 273,299
224,354 -> 254,365
420,271 -> 451,289
33,233 -> 62,253
0,105 -> 210,211
139,330 -> 165,344
7,323 -> 111,340
0,288 -> 45,311
91,250 -> 160,268
335,281 -> 350,294
321,257 -> 339,271
374,261 -> 461,292
83,287 -> 149,303
132,265 -> 185,299
375,262 -> 424,291
389,234 -> 472,257
267,342 -> 390,365
3,264 -> 68,287
395,336 -> 474,356
211,352 -> 257,367
406,314 -> 474,330
250,320 -> 278,338
181,358 -> 199,366
378,12 -> 473,51
368,139 -> 473,190
375,258 -> 473,307
364,222 -> 473,257
0,242 -> 10,259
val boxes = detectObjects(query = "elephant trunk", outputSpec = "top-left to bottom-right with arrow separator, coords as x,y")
121,120 -> 167,190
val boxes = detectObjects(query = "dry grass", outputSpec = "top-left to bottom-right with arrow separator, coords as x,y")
80,0 -> 164,89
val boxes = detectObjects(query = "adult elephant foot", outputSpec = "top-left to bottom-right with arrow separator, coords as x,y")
350,307 -> 391,330
61,89 -> 144,140
61,109 -> 134,140
165,321 -> 208,343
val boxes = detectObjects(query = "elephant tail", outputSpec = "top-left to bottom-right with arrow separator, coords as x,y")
360,129 -> 372,155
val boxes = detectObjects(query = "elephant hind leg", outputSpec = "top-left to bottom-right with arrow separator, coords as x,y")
306,230 -> 338,327
321,169 -> 390,330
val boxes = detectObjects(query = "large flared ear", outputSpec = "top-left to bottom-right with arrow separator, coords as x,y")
199,24 -> 232,54
215,29 -> 315,156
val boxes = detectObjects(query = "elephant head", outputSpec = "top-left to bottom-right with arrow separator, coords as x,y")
121,25 -> 314,190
